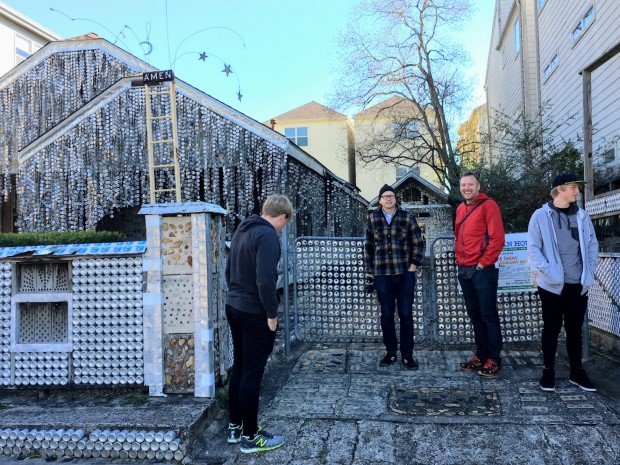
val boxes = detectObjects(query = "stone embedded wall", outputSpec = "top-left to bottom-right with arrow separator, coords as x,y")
164,334 -> 194,393
162,218 -> 193,272
161,216 -> 194,394
141,204 -> 226,398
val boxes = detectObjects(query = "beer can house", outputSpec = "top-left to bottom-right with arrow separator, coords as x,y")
0,37 -> 367,237
0,37 -> 367,397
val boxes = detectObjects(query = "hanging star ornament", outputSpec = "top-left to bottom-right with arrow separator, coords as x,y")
222,64 -> 232,76
198,51 -> 207,61
237,89 -> 243,102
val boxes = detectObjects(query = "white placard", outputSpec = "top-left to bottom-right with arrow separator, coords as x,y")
497,232 -> 536,293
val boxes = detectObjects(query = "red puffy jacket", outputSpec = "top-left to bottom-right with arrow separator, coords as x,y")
454,193 -> 505,267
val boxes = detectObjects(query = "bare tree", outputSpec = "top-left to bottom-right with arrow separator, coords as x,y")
332,0 -> 473,201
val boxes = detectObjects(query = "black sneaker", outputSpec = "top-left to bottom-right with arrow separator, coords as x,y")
227,423 -> 243,444
402,356 -> 419,371
569,370 -> 597,392
380,353 -> 397,367
539,368 -> 555,392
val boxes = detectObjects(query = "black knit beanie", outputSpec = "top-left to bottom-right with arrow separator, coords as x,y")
379,184 -> 395,197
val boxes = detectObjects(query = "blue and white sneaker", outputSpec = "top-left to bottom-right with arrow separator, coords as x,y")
239,428 -> 284,453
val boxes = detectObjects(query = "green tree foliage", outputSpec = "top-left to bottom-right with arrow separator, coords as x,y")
468,111 -> 582,232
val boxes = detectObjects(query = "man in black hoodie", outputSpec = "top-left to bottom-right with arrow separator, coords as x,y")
225,194 -> 293,454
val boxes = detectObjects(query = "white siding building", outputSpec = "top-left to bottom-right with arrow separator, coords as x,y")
485,0 -> 540,127
0,1 -> 61,77
538,0 -> 620,174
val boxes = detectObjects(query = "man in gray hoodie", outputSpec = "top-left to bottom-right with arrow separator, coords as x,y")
225,194 -> 292,453
527,173 -> 599,392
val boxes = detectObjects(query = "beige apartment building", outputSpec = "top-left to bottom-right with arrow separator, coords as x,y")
0,1 -> 61,77
268,101 -> 356,186
269,98 -> 441,201
482,0 -> 620,177
457,104 -> 489,167
353,96 -> 443,200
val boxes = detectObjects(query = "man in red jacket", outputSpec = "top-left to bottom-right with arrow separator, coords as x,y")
454,173 -> 505,376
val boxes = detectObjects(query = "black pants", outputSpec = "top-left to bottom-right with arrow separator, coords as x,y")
538,284 -> 587,372
458,267 -> 503,362
226,305 -> 276,437
374,272 -> 416,357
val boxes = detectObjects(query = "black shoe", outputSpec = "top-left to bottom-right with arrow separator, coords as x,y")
569,369 -> 597,392
402,356 -> 419,371
539,368 -> 555,392
380,352 -> 397,367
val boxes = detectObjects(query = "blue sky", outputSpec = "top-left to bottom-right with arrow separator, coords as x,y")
5,0 -> 494,123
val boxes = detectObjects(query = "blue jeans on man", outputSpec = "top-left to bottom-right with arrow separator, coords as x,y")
458,267 -> 502,363
374,271 -> 416,357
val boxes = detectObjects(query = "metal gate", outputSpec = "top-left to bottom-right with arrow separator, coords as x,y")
293,237 -> 429,343
293,236 -> 545,345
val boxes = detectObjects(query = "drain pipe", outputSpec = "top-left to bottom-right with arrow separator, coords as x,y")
282,223 -> 291,357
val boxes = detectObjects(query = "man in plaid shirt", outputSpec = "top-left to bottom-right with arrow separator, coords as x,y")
364,184 -> 424,370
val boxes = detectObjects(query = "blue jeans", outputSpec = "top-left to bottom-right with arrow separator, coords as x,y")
458,267 -> 502,362
374,272 -> 416,357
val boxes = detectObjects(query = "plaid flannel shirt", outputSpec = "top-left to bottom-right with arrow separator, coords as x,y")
364,207 -> 424,276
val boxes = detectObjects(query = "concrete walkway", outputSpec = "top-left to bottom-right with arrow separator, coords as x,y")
1,343 -> 618,464
198,343 -> 620,465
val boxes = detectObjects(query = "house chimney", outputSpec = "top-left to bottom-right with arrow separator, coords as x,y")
270,119 -> 277,130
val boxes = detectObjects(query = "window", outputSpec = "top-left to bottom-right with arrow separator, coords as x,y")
11,262 -> 72,352
401,186 -> 422,203
542,54 -> 558,81
17,302 -> 68,344
393,120 -> 419,141
15,33 -> 34,65
514,19 -> 521,55
537,0 -> 545,10
573,7 -> 595,43
284,127 -> 308,147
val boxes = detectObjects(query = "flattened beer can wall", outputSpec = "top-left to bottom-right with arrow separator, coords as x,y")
0,243 -> 146,388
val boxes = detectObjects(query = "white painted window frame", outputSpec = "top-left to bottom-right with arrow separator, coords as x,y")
11,293 -> 73,353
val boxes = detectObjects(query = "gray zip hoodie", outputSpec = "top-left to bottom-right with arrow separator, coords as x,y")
527,202 -> 599,295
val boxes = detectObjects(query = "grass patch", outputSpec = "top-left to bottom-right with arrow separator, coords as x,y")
215,389 -> 229,409
0,230 -> 125,247
125,392 -> 149,406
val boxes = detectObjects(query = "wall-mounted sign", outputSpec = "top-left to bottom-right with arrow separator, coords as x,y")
497,232 -> 536,293
142,70 -> 174,85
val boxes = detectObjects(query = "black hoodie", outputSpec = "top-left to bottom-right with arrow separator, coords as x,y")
225,215 -> 281,318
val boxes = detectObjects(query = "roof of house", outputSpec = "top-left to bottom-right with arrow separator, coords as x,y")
68,32 -> 101,40
354,96 -> 419,119
271,101 -> 347,122
368,169 -> 449,207
1,38 -> 362,200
